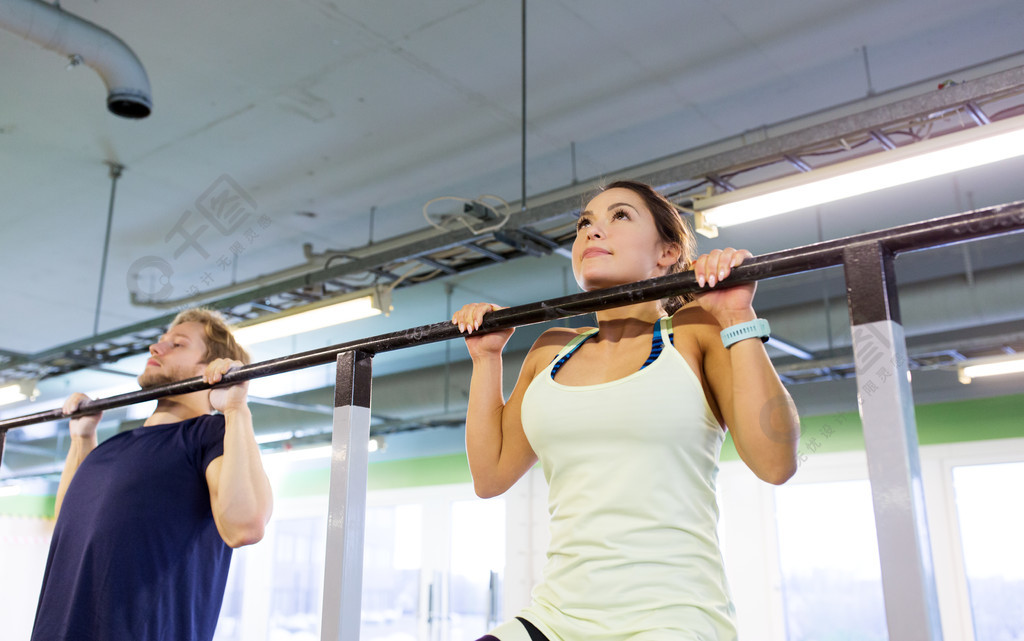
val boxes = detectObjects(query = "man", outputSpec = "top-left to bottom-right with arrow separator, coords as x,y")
31,308 -> 274,641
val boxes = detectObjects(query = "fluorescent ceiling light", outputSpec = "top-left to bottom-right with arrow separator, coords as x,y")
692,113 -> 1024,234
368,435 -> 386,453
765,336 -> 814,360
256,430 -> 296,445
232,286 -> 392,346
0,484 -> 22,498
958,353 -> 1024,384
0,380 -> 38,406
0,384 -> 27,406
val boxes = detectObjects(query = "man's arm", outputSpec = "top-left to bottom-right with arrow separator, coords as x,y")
204,360 -> 274,548
54,393 -> 101,521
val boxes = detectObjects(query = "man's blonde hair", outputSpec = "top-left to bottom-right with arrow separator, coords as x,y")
171,308 -> 251,365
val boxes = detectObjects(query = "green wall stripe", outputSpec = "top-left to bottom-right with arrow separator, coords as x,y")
0,494 -> 56,519
367,453 -> 472,491
915,394 -> 1024,444
275,453 -> 473,499
721,392 -> 1024,462
4,394 -> 1022,517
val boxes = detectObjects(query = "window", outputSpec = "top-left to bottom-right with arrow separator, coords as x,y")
268,516 -> 326,639
361,504 -> 423,640
212,484 -> 504,641
774,480 -> 887,641
448,498 -> 506,641
952,461 -> 1024,641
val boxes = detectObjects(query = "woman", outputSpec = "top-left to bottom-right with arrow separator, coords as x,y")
452,180 -> 800,641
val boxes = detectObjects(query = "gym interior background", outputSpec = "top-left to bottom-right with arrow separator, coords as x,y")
1,1 -> 1023,639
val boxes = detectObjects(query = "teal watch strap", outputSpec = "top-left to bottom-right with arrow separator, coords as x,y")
720,318 -> 771,348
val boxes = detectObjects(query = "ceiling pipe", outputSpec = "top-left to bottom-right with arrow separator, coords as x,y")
0,0 -> 151,118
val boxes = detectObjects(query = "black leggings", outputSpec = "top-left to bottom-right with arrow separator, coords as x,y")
476,616 -> 551,641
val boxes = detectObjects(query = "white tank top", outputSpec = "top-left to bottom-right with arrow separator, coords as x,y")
517,317 -> 738,641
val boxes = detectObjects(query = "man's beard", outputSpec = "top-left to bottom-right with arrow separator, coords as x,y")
138,368 -> 181,389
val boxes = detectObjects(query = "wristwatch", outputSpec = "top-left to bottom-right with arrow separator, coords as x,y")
720,318 -> 771,348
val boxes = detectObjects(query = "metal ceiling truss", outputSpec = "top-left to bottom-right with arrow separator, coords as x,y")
4,65 -> 1024,385
775,329 -> 1024,385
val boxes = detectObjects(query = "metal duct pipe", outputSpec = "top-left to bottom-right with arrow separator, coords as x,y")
0,0 -> 151,118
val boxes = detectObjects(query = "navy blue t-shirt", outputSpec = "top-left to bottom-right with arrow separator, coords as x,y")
31,414 -> 232,641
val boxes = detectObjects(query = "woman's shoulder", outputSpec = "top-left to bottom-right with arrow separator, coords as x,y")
524,326 -> 592,359
535,325 -> 594,347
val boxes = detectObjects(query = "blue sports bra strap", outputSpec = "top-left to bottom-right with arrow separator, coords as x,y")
558,329 -> 598,358
641,317 -> 675,370
552,320 -> 673,378
549,329 -> 598,378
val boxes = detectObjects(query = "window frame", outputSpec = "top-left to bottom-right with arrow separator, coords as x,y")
715,437 -> 1024,641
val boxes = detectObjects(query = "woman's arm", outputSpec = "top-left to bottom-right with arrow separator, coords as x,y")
691,249 -> 800,485
454,303 -> 563,498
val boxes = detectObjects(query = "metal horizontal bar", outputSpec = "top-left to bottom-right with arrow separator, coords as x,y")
2,201 -> 1022,432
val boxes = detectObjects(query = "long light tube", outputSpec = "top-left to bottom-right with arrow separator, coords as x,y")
693,113 -> 1024,232
232,287 -> 392,346
0,380 -> 38,407
0,484 -> 22,498
958,353 -> 1024,384
0,384 -> 27,406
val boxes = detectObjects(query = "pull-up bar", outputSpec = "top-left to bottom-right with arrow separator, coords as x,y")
1,200 -> 1022,434
2,200 -> 1023,641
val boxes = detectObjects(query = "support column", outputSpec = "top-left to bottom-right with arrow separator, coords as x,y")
321,350 -> 373,641
844,242 -> 943,641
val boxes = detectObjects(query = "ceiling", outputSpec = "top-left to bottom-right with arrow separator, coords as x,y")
2,0 -> 1024,481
